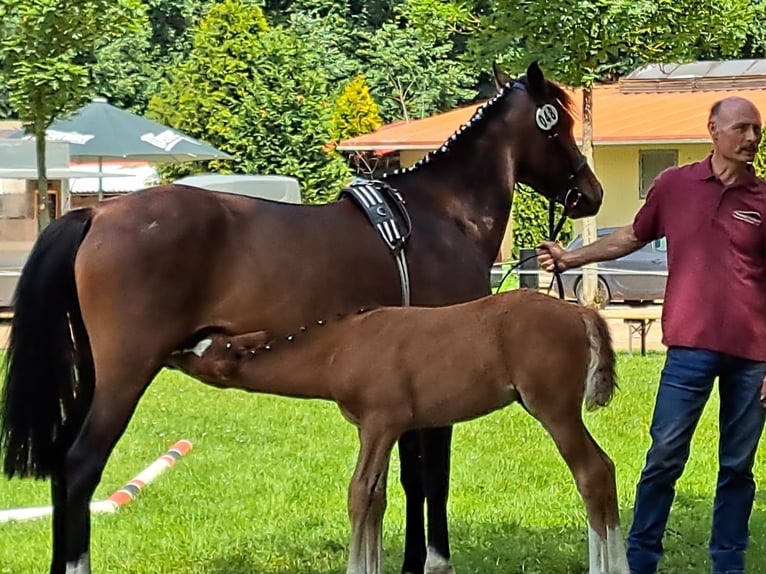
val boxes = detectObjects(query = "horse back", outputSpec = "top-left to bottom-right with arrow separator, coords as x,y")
74,185 -> 492,346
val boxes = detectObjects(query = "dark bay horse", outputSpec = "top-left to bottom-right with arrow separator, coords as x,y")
168,289 -> 629,574
0,63 -> 603,574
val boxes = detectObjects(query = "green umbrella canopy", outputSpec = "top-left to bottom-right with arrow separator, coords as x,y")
13,97 -> 234,163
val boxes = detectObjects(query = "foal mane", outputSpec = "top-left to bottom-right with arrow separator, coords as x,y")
381,75 -> 574,180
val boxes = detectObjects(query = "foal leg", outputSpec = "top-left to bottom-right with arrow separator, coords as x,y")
63,360 -> 159,574
538,413 -> 628,574
348,423 -> 398,574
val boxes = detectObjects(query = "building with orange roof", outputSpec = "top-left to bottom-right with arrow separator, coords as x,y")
338,60 -> 766,256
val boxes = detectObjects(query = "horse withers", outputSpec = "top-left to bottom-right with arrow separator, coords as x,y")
168,288 -> 629,574
1,62 -> 604,574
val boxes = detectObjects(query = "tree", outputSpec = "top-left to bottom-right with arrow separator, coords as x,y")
755,138 -> 766,180
330,75 -> 384,177
0,0 -> 145,230
0,84 -> 13,119
473,0 -> 753,305
511,185 -> 572,257
91,0 -> 220,114
149,0 -> 351,203
358,0 -> 479,122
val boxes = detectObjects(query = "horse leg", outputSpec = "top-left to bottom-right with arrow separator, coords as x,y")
62,361 -> 158,574
347,423 -> 397,574
399,426 -> 455,574
51,318 -> 95,574
543,416 -> 629,574
422,426 -> 455,574
50,410 -> 92,573
398,430 -> 426,573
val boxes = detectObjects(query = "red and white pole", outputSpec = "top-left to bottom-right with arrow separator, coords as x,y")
0,439 -> 193,523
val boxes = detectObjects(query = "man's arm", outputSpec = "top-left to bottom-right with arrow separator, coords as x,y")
537,224 -> 648,272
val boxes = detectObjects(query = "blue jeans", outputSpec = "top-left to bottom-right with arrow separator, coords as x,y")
627,347 -> 766,574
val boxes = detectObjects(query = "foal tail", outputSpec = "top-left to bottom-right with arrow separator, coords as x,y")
1,208 -> 95,479
579,308 -> 617,411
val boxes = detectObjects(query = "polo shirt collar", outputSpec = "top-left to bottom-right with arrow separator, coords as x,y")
694,153 -> 762,192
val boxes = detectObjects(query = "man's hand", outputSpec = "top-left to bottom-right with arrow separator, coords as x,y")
536,241 -> 569,273
761,373 -> 766,408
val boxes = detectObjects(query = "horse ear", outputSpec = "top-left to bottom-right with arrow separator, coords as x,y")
492,62 -> 512,89
526,61 -> 547,98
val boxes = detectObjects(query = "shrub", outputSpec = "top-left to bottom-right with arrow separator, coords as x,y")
511,184 -> 572,258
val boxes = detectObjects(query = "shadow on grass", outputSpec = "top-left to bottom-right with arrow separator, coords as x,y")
203,494 -> 766,574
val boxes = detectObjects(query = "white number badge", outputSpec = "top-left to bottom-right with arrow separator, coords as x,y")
535,104 -> 559,131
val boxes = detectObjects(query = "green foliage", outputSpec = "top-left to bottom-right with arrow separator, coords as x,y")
91,31 -> 156,113
0,84 -> 13,119
148,0 -> 351,203
358,0 -> 478,122
754,137 -> 766,180
90,0 -> 222,113
1,0 -> 145,126
511,185 -> 572,258
0,0 -> 145,228
282,10 -> 357,84
741,0 -> 766,57
471,0 -> 753,86
330,75 -> 382,143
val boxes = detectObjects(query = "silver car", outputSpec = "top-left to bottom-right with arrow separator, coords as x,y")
550,227 -> 668,308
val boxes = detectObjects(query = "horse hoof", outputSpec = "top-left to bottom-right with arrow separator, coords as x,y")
424,547 -> 455,574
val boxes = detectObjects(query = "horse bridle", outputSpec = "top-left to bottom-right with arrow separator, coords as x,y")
509,79 -> 588,214
496,81 -> 590,298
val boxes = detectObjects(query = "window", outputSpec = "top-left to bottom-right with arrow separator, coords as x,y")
652,237 -> 667,252
639,150 -> 678,199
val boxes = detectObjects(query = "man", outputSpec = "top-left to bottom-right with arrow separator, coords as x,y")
536,96 -> 765,574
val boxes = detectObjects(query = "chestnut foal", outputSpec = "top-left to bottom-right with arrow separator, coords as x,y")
168,289 -> 630,574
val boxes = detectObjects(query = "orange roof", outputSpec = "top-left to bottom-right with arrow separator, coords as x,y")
338,85 -> 766,150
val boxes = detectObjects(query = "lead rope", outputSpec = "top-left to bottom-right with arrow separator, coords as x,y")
546,199 -> 567,299
494,195 -> 567,297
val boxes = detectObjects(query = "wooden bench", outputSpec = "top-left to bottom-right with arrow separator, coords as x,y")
600,307 -> 662,356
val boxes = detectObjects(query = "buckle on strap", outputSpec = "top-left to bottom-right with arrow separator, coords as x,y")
340,181 -> 411,254
340,181 -> 413,306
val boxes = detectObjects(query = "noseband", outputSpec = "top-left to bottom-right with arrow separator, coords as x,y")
557,153 -> 588,211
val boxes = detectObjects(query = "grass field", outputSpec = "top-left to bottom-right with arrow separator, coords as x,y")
2,353 -> 766,573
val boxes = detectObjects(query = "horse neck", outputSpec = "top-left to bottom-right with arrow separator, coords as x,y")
390,146 -> 514,263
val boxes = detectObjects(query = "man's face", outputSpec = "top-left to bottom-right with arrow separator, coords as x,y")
708,99 -> 762,163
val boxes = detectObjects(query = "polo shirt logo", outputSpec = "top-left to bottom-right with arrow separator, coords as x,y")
732,210 -> 762,226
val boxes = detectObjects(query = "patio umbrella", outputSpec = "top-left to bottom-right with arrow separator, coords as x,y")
12,97 -> 234,194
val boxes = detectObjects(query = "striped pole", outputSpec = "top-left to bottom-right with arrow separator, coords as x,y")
0,439 -> 193,524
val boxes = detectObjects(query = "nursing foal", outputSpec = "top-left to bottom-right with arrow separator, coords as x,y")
168,289 -> 630,574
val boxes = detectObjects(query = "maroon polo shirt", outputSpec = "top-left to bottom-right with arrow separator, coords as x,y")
632,154 -> 766,362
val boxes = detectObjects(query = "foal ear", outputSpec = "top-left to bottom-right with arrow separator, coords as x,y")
492,62 -> 512,89
525,61 -> 548,99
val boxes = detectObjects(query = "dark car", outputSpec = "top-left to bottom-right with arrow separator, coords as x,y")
554,227 -> 668,308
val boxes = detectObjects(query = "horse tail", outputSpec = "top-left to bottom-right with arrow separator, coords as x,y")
1,208 -> 95,479
579,308 -> 617,411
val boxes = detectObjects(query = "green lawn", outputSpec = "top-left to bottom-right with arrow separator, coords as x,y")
2,354 -> 766,573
